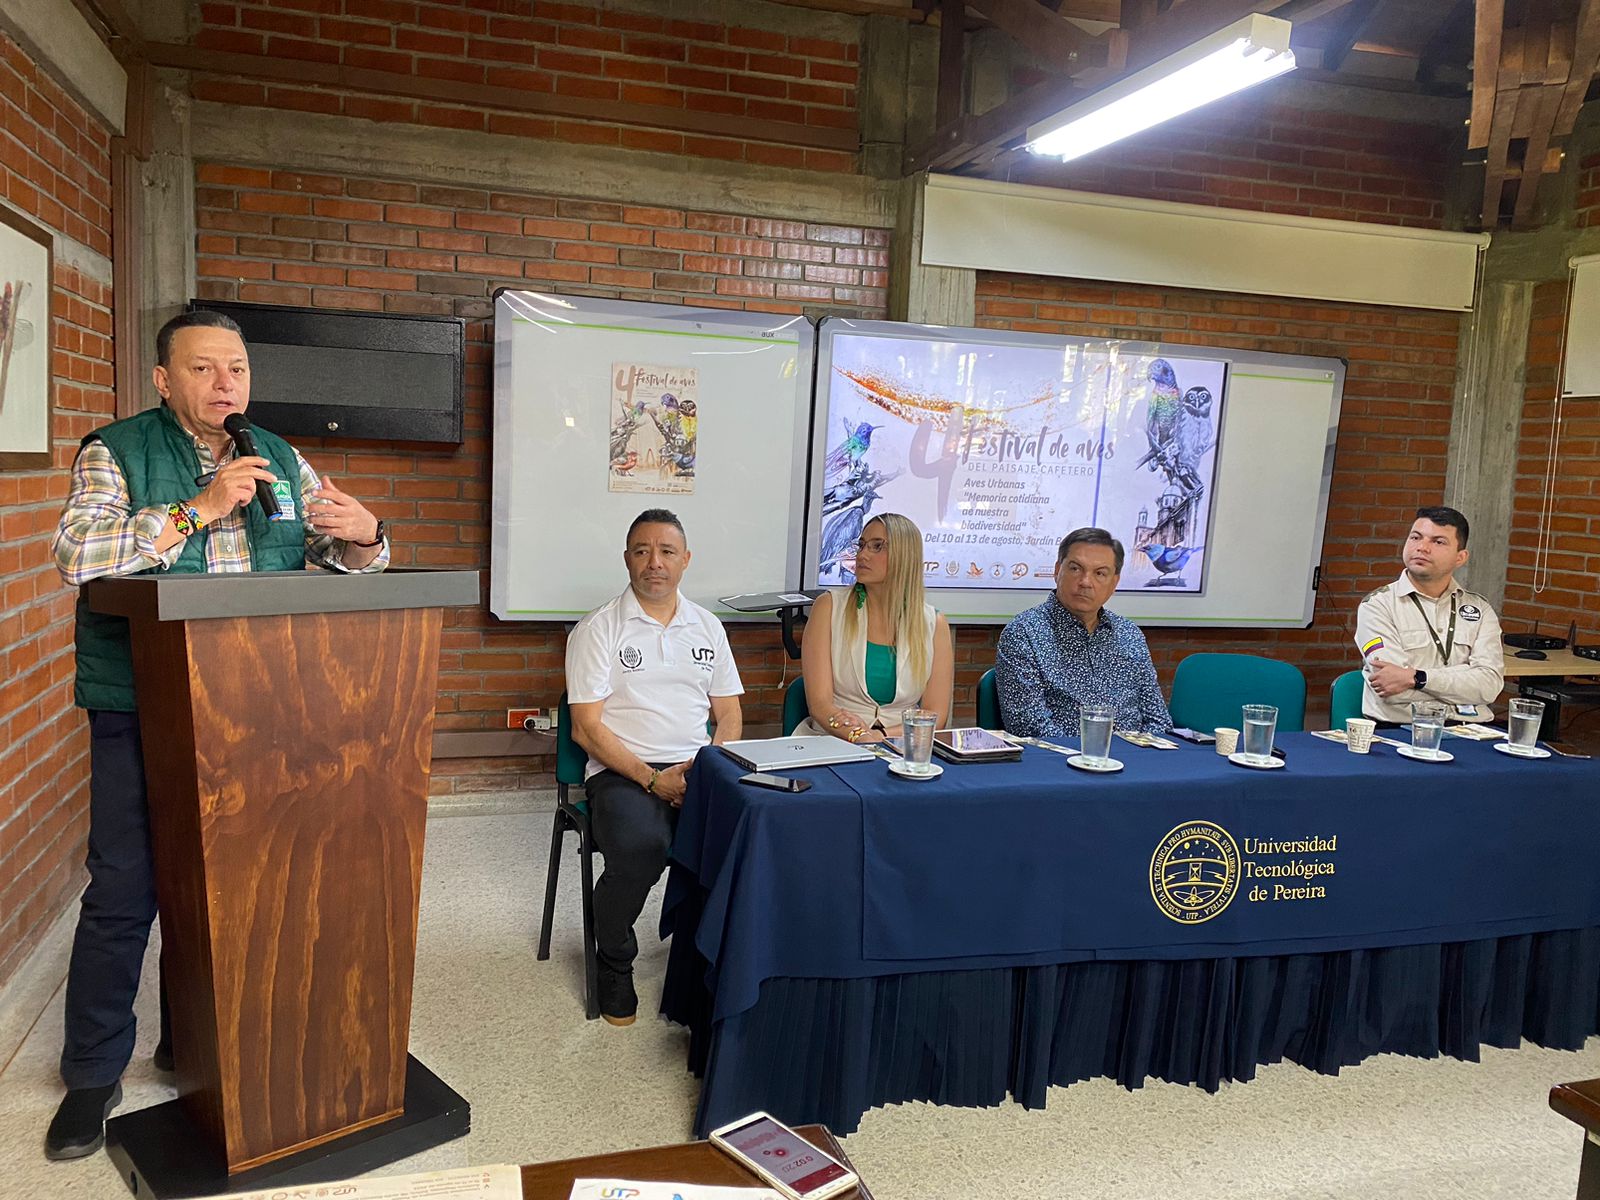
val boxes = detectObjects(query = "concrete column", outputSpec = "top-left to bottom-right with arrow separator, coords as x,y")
858,14 -> 908,179
888,174 -> 976,326
1443,279 -> 1533,610
132,68 -> 196,412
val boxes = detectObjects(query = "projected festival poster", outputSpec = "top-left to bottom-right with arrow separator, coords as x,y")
816,333 -> 1226,593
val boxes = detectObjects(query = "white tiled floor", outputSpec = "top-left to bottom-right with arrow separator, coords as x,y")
2,808 -> 1597,1198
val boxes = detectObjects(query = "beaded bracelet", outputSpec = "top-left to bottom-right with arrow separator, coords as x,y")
167,502 -> 206,537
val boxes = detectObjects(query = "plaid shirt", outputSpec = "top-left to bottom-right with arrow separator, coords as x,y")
53,435 -> 389,585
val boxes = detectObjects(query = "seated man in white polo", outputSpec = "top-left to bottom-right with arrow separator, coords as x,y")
565,508 -> 743,1025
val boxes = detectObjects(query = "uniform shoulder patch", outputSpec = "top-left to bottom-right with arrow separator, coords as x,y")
1360,584 -> 1391,605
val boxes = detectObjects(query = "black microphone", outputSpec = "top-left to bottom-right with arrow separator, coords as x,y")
222,413 -> 280,519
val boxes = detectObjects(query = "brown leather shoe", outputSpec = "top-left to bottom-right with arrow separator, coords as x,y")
597,965 -> 637,1026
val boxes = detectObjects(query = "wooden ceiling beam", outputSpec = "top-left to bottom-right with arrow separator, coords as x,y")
936,0 -> 965,128
1468,0 -> 1503,150
1319,0 -> 1382,72
1514,86 -> 1561,225
1273,0 -> 1361,22
965,0 -> 1125,70
1555,0 -> 1600,132
1480,85 -> 1517,227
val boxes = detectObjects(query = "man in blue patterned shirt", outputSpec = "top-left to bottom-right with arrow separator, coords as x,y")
995,527 -> 1172,737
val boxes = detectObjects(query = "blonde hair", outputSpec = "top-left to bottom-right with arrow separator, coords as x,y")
842,512 -> 932,684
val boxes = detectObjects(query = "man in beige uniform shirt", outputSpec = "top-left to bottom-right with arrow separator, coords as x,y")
1354,506 -> 1504,724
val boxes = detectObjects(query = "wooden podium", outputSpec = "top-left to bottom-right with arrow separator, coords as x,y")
88,569 -> 480,1198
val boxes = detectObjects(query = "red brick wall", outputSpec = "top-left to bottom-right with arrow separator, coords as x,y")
1010,85 -> 1453,229
967,273 -> 1462,717
193,0 -> 859,172
1577,153 -> 1600,228
193,163 -> 891,789
0,34 -> 116,985
1504,280 -> 1600,635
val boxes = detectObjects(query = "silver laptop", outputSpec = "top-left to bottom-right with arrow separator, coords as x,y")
719,736 -> 877,772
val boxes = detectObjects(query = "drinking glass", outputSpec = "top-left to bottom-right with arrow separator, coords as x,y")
1507,698 -> 1545,753
1079,704 -> 1116,766
900,708 -> 938,775
1241,704 -> 1278,763
1410,701 -> 1447,758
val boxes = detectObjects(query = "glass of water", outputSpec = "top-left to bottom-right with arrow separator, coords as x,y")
1079,704 -> 1116,766
1241,704 -> 1278,763
1507,697 -> 1545,753
1410,701 -> 1448,758
900,708 -> 938,775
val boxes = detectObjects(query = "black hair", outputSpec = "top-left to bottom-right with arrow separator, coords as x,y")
1057,527 -> 1125,572
627,508 -> 686,544
156,310 -> 245,367
1414,505 -> 1469,548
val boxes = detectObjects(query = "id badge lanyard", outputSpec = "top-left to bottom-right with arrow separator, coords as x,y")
1407,592 -> 1456,664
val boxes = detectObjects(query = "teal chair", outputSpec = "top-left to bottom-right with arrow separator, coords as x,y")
976,668 -> 1000,729
537,692 -> 599,1020
1329,669 -> 1365,728
1168,652 -> 1307,734
782,676 -> 808,735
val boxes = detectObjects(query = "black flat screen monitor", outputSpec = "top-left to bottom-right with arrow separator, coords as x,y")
188,300 -> 465,444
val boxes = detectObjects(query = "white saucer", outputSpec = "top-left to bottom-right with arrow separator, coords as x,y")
1067,754 -> 1124,773
1492,741 -> 1550,759
1396,744 -> 1454,763
1228,752 -> 1285,770
888,759 -> 943,780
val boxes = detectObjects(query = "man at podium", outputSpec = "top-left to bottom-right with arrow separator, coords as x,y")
43,311 -> 390,1160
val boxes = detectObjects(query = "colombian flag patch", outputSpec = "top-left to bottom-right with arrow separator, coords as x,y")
1361,636 -> 1385,657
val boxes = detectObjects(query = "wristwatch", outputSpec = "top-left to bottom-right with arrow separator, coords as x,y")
1413,669 -> 1428,690
353,519 -> 386,548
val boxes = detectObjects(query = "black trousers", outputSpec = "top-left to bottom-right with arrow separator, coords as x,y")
60,710 -> 168,1089
585,766 -> 679,974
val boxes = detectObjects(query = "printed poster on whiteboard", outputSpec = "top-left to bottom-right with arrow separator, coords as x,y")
609,362 -> 699,495
816,332 -> 1226,593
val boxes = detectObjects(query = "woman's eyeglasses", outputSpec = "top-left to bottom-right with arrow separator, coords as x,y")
853,538 -> 889,556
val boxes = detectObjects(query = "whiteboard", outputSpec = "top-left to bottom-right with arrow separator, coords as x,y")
491,292 -> 814,619
802,319 -> 1344,627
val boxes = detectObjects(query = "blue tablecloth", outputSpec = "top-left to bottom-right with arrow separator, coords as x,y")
659,733 -> 1600,1134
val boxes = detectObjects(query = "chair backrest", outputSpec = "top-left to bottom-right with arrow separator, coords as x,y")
1329,669 -> 1365,728
781,676 -> 809,736
1168,652 -> 1308,734
976,668 -> 1000,729
555,692 -> 587,787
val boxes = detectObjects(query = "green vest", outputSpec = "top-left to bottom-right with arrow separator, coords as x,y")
73,405 -> 307,711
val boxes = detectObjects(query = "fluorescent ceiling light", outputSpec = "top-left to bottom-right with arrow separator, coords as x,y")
1025,14 -> 1296,162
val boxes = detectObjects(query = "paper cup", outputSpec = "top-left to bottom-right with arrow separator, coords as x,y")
1214,727 -> 1239,756
1345,717 -> 1375,754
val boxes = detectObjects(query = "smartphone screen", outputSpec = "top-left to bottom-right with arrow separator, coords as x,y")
719,1115 -> 851,1195
1170,727 -> 1217,745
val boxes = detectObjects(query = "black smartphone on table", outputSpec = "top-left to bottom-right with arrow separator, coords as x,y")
739,772 -> 812,793
1169,727 -> 1217,745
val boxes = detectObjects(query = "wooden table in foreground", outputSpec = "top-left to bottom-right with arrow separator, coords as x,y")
1551,1079 -> 1600,1199
521,1125 -> 873,1200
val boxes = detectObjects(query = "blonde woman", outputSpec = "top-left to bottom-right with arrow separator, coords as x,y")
800,512 -> 954,743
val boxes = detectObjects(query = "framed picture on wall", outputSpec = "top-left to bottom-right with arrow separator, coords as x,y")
0,204 -> 54,469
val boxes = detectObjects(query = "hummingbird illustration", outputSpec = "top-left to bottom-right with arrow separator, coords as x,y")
822,419 -> 881,480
